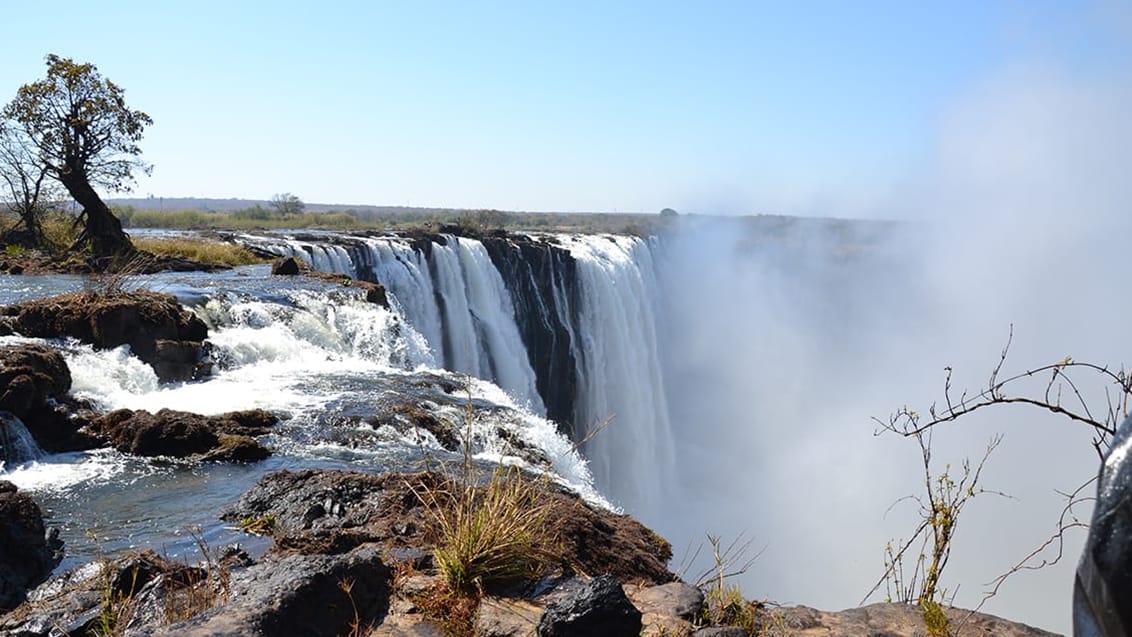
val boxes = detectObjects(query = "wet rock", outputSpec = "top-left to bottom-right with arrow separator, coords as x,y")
537,575 -> 642,637
0,482 -> 63,612
0,344 -> 96,452
0,344 -> 70,419
93,408 -> 274,460
0,290 -> 209,383
96,408 -> 219,457
271,256 -> 302,275
200,434 -> 272,463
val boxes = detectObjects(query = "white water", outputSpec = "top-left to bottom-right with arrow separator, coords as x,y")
0,411 -> 46,468
553,234 -> 675,524
252,234 -> 546,414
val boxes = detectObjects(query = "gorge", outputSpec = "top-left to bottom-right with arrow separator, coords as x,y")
0,214 -> 1114,634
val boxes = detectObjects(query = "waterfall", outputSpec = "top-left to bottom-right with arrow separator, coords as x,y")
0,411 -> 45,468
554,234 -> 674,522
235,229 -> 677,517
241,232 -> 546,414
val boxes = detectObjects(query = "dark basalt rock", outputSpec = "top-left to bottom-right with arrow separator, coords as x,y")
271,255 -> 391,309
479,235 -> 580,439
92,408 -> 276,460
0,290 -> 210,383
146,545 -> 392,637
0,344 -> 95,452
271,256 -> 302,275
537,575 -> 642,637
222,468 -> 674,587
0,345 -> 70,420
0,481 -> 63,613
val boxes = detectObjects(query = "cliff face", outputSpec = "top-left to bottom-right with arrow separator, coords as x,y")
328,230 -> 586,441
480,235 -> 580,438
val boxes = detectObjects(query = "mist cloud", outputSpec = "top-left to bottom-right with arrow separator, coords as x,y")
648,62 -> 1132,634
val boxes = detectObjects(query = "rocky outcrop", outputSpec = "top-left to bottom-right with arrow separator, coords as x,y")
480,235 -> 580,437
0,465 -> 1065,636
0,344 -> 70,420
0,344 -> 96,452
0,481 -> 62,613
91,408 -> 276,461
149,546 -> 392,637
220,468 -> 673,586
753,603 -> 1061,637
0,290 -> 210,383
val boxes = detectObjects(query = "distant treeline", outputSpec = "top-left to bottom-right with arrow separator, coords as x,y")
110,203 -> 679,236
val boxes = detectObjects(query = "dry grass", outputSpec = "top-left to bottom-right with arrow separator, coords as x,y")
161,531 -> 231,625
412,579 -> 482,637
132,236 -> 267,266
420,464 -> 559,593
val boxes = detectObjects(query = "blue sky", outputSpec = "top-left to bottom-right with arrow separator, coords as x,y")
1,1 -> 1128,214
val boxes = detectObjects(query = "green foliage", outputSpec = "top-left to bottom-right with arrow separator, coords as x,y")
425,463 -> 558,592
122,206 -> 362,231
692,533 -> 761,634
238,513 -> 277,536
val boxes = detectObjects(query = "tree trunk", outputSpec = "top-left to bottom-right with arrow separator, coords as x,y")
58,173 -> 133,257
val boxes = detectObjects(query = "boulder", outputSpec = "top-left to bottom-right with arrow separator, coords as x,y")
751,603 -> 1061,637
0,345 -> 70,419
537,575 -> 642,636
0,291 -> 209,383
0,344 -> 93,452
0,481 -> 63,612
147,545 -> 392,637
271,256 -> 302,275
627,581 -> 704,621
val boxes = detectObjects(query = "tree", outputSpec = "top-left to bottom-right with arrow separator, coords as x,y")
269,193 -> 304,216
3,54 -> 152,257
0,119 -> 59,245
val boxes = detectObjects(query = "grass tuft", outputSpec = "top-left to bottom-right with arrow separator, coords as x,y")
425,463 -> 559,592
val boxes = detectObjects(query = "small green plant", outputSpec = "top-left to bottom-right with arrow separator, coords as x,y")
4,244 -> 25,256
866,431 -> 1003,637
691,533 -> 762,634
238,514 -> 277,536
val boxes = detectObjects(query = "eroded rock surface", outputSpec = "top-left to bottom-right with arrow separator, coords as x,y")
0,290 -> 210,382
92,408 -> 276,460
